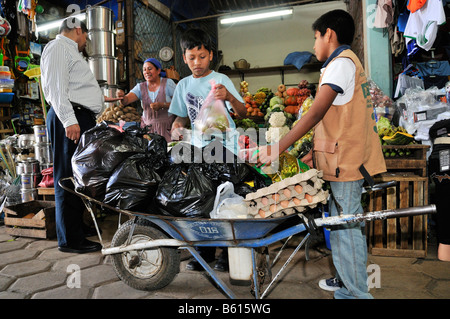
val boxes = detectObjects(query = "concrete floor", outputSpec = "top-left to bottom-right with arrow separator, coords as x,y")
0,212 -> 449,302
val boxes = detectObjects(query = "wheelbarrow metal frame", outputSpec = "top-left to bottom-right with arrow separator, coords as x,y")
59,177 -> 436,299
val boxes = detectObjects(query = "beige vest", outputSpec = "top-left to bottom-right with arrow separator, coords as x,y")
313,50 -> 386,182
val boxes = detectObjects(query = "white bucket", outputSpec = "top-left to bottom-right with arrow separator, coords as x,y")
228,247 -> 253,286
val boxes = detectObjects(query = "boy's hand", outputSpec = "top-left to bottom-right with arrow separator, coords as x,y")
253,144 -> 280,167
171,120 -> 188,141
300,150 -> 313,168
214,84 -> 228,101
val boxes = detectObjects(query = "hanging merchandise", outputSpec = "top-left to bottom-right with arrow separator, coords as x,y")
373,0 -> 393,29
14,46 -> 30,73
403,0 -> 446,51
0,16 -> 11,37
0,3 -> 11,67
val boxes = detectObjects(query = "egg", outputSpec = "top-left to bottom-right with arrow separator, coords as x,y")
283,188 -> 291,198
272,193 -> 280,201
269,204 -> 277,213
261,197 -> 269,206
293,197 -> 301,205
294,184 -> 303,194
280,200 -> 289,208
305,193 -> 313,203
258,209 -> 266,218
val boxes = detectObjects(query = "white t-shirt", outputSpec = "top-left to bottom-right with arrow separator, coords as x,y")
320,57 -> 356,105
403,0 -> 446,48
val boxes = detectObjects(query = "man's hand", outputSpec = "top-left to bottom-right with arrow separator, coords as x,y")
66,124 -> 81,144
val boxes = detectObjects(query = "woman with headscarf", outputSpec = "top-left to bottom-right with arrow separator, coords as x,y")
117,58 -> 177,141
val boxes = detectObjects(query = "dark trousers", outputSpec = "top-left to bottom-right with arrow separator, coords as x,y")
47,106 -> 96,247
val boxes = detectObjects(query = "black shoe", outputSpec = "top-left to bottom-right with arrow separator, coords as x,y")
58,239 -> 102,254
214,256 -> 229,272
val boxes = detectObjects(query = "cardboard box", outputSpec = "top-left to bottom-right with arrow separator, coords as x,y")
3,201 -> 56,239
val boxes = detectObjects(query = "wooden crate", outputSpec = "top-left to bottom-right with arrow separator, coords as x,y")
366,172 -> 428,258
37,187 -> 55,201
382,144 -> 430,177
3,201 -> 56,239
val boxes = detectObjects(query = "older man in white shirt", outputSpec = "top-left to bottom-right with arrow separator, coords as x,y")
41,17 -> 120,253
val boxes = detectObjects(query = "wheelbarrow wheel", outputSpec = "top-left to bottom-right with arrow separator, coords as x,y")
110,219 -> 180,291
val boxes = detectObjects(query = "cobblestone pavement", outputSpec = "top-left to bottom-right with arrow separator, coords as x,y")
0,214 -> 449,301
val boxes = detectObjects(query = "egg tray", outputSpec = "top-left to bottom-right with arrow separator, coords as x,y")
245,169 -> 329,219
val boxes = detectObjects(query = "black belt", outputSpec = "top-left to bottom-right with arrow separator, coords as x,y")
70,101 -> 96,121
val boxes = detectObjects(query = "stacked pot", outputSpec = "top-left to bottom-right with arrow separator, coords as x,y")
17,158 -> 40,202
86,6 -> 118,100
16,126 -> 53,202
33,125 -> 53,171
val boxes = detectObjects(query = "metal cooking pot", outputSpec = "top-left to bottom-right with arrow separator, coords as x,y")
40,163 -> 53,171
21,188 -> 38,202
33,125 -> 48,143
18,134 -> 35,149
86,5 -> 114,31
34,143 -> 53,164
100,84 -> 118,101
87,30 -> 116,56
20,173 -> 41,189
88,55 -> 118,85
16,158 -> 41,175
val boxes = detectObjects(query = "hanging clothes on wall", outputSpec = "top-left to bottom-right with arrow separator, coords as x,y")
403,0 -> 446,51
374,0 -> 394,28
394,64 -> 425,98
407,0 -> 428,13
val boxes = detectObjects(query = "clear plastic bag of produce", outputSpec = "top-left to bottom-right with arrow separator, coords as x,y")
72,121 -> 151,200
193,80 -> 230,134
103,153 -> 162,212
368,78 -> 395,121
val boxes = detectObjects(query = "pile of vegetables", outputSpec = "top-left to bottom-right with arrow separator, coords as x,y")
265,112 -> 290,144
234,118 -> 259,130
377,116 -> 416,158
288,97 -> 314,159
97,104 -> 141,123
283,80 -> 311,115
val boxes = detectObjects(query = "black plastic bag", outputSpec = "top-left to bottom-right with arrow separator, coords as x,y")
200,141 -> 270,196
144,132 -> 170,173
103,153 -> 161,212
72,122 -> 149,200
155,164 -> 216,218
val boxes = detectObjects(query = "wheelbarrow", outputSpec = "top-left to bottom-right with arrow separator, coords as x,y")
59,177 -> 436,299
